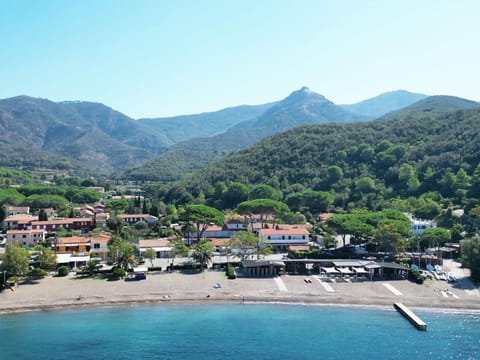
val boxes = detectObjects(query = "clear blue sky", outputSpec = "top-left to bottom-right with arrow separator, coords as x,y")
0,0 -> 479,118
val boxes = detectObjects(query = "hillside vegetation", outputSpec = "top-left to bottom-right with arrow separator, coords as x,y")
159,106 -> 480,212
0,96 -> 170,171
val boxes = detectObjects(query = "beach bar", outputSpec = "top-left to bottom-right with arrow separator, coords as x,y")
394,302 -> 427,331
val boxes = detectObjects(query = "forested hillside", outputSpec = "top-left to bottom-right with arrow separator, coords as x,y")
0,96 -> 170,171
159,106 -> 480,212
125,87 -> 368,181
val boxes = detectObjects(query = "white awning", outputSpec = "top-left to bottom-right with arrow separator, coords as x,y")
56,254 -> 90,264
321,267 -> 339,274
336,267 -> 354,274
352,267 -> 369,274
140,246 -> 172,252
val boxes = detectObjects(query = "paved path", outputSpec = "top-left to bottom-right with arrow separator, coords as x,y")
274,277 -> 288,292
313,276 -> 334,292
382,283 -> 403,296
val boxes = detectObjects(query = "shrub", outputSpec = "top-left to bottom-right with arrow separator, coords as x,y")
408,269 -> 424,284
226,264 -> 236,279
57,266 -> 70,277
112,267 -> 126,279
29,268 -> 48,279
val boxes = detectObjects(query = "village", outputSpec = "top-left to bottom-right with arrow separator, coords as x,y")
2,190 -> 478,315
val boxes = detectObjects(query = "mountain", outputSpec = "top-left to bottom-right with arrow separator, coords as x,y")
340,90 -> 427,118
381,95 -> 480,118
163,106 -> 480,206
230,86 -> 368,131
125,87 -> 368,181
137,102 -> 275,145
0,96 -> 170,171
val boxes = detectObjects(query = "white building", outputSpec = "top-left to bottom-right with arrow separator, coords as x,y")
406,213 -> 437,236
6,229 -> 47,246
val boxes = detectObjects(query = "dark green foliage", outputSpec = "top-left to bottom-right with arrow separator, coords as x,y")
112,267 -> 127,279
408,269 -> 425,284
28,268 -> 48,279
226,264 -> 236,279
461,236 -> 480,281
57,266 -> 70,277
161,107 -> 480,211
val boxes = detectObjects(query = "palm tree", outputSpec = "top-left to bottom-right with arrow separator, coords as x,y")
192,239 -> 213,272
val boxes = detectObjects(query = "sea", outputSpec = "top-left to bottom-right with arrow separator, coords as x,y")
0,304 -> 479,360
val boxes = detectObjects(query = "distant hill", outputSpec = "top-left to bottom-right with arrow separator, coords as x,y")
162,106 -> 480,205
0,96 -> 170,171
340,90 -> 427,118
381,95 -> 480,118
125,87 -> 368,181
231,86 -> 368,131
138,102 -> 275,144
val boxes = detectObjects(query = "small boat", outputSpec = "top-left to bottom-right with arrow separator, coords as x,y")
447,272 -> 457,282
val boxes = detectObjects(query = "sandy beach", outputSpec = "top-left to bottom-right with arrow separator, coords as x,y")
1,259 -> 479,315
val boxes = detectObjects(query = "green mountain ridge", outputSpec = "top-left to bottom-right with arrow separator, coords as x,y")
125,87 -> 370,182
340,90 -> 428,118
161,106 -> 480,208
0,96 -> 169,171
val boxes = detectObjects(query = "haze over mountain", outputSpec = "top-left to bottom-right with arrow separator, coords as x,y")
124,87 -> 369,181
138,102 -> 276,144
124,88 -> 451,182
340,90 -> 427,118
1,88 -> 477,178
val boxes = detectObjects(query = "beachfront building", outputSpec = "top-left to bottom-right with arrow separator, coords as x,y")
136,239 -> 172,258
6,229 -> 47,246
56,236 -> 90,255
258,225 -> 310,251
241,259 -> 286,277
90,233 -> 111,260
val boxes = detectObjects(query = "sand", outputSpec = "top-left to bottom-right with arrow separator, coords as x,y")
1,261 -> 479,314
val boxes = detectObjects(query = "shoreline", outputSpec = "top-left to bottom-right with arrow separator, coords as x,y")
2,292 -> 480,316
1,267 -> 479,316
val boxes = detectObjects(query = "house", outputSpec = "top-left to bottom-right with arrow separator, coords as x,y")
95,212 -> 110,228
31,218 -> 94,232
136,239 -> 172,258
258,225 -> 310,251
209,238 -> 232,253
406,213 -> 437,236
2,214 -> 38,230
6,229 -> 46,246
56,236 -> 90,255
225,219 -> 245,231
90,233 -> 111,260
117,214 -> 158,228
6,206 -> 30,216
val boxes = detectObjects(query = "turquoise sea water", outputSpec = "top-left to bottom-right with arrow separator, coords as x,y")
0,304 -> 479,360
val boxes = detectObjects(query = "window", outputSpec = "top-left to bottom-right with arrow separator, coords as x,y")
94,243 -> 100,249
22,234 -> 27,238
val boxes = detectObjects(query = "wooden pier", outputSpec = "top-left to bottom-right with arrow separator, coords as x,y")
393,303 -> 427,331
